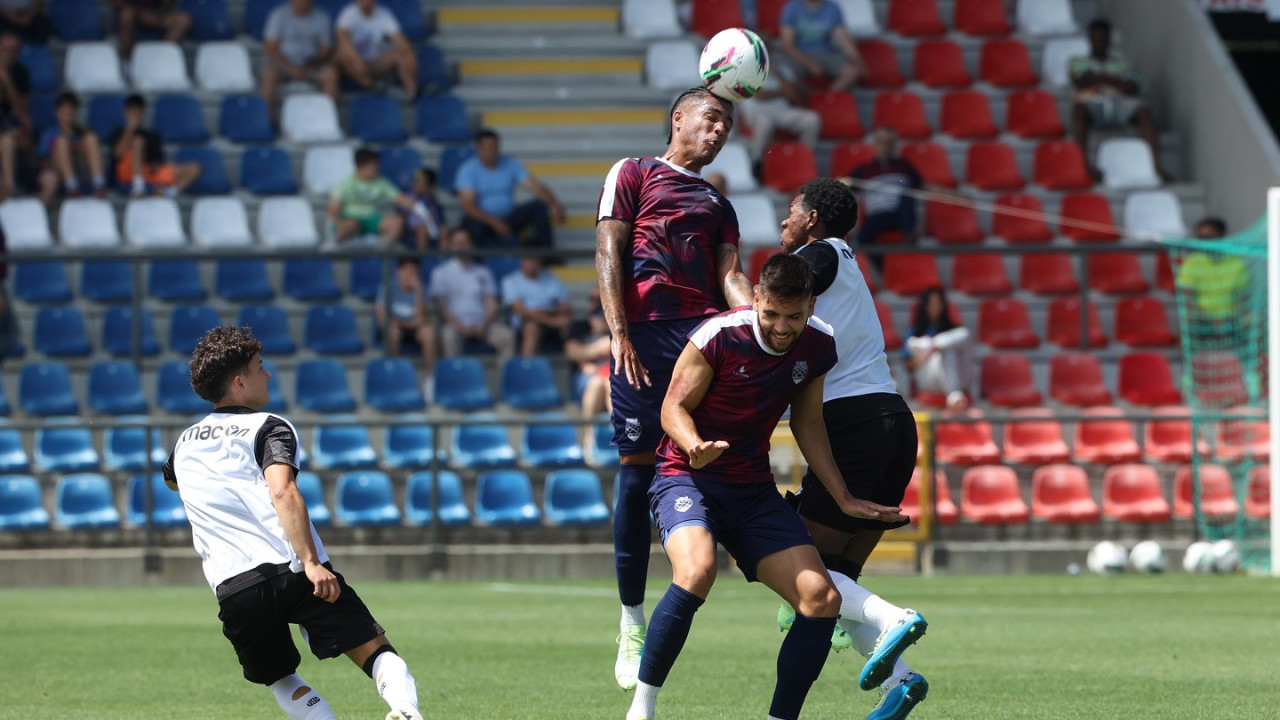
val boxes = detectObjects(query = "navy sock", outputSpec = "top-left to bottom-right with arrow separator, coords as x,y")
769,613 -> 836,720
637,583 -> 704,687
614,463 -> 656,607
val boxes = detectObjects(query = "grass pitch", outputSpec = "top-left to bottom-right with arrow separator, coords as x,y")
1,573 -> 1276,719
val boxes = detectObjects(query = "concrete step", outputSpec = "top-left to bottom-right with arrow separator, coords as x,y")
480,106 -> 666,128
433,32 -> 649,58
454,83 -> 672,109
435,5 -> 621,35
459,57 -> 643,82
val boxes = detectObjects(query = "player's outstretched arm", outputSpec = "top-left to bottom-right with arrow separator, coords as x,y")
716,242 -> 754,309
661,342 -> 728,469
266,463 -> 340,603
596,217 -> 650,389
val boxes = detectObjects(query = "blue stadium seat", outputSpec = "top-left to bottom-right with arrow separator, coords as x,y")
295,359 -> 356,413
350,257 -> 384,301
501,356 -> 563,410
157,361 -> 208,415
153,94 -> 210,144
55,473 -> 121,530
406,470 -> 472,527
485,255 -> 520,284
220,94 -> 276,143
312,417 -> 379,471
314,0 -> 346,21
169,305 -> 221,355
416,45 -> 451,95
19,362 -> 78,416
237,305 -> 296,355
380,146 -> 422,192
451,418 -> 517,469
30,93 -> 55,135
215,259 -> 274,302
128,472 -> 189,529
50,0 -> 105,40
87,94 -> 125,141
18,44 -> 56,92
35,420 -> 100,473
88,361 -> 149,415
283,258 -> 341,301
14,262 -> 71,303
544,469 -> 610,526
173,147 -> 230,194
416,95 -> 472,143
148,259 -> 208,302
305,305 -> 364,355
0,475 -> 50,531
434,357 -> 494,411
0,427 -> 29,473
365,358 -> 424,412
521,415 -> 585,468
384,0 -> 428,39
33,306 -> 92,357
295,471 -> 331,527
476,469 -> 541,527
81,260 -> 133,303
243,0 -> 285,39
261,359 -> 288,413
103,422 -> 166,472
382,418 -> 442,469
335,471 -> 401,527
590,422 -> 619,468
0,377 -> 10,417
438,144 -> 475,193
182,0 -> 234,39
350,94 -> 407,143
240,147 -> 297,195
102,306 -> 162,357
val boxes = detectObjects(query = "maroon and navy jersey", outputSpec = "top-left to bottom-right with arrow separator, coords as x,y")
656,307 -> 838,484
597,156 -> 740,323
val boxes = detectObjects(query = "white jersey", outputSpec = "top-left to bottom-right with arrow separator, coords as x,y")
165,408 -> 327,594
795,237 -> 898,401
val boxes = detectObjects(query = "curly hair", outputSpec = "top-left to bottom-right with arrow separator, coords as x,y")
189,326 -> 263,402
798,177 -> 860,239
759,252 -> 813,302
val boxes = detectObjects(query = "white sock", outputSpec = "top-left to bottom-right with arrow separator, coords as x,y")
831,571 -> 902,632
269,674 -> 337,720
627,680 -> 660,720
844,618 -> 911,685
372,652 -> 420,718
621,603 -> 646,628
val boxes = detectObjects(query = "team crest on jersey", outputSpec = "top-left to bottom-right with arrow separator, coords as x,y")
674,496 -> 693,512
624,417 -> 642,442
791,361 -> 808,384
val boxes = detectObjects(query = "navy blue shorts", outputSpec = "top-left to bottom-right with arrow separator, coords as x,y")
649,473 -> 814,582
610,317 -> 705,455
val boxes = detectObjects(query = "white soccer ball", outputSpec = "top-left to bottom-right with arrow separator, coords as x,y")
1182,540 -> 1217,574
1211,539 -> 1241,573
699,27 -> 770,102
1128,540 -> 1166,573
1086,541 -> 1128,575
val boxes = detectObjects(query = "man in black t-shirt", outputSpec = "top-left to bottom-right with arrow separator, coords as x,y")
108,94 -> 202,197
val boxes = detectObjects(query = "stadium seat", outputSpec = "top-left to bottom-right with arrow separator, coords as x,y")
103,422 -> 166,472
871,91 -> 931,139
881,253 -> 942,297
29,92 -> 54,135
914,41 -> 971,88
748,247 -> 783,285
283,258 -> 341,301
755,0 -> 787,35
19,362 -> 78,416
415,95 -> 472,143
380,146 -> 424,192
1173,464 -> 1239,522
762,142 -> 818,194
977,298 -> 1039,348
1032,140 -> 1093,190
405,470 -> 472,527
521,415 -> 585,468
964,142 -> 1024,190
955,0 -> 1012,35
1246,465 -> 1270,520
86,94 -> 125,142
901,468 -> 958,525
1214,411 -> 1270,464
296,360 -> 357,413
131,42 -> 191,92
977,39 -> 1037,87
261,359 -> 287,414
1040,36 -> 1088,89
1,198 -> 55,251
960,465 -> 1029,525
1002,407 -> 1071,465
734,194 -> 781,249
1086,252 -> 1148,294
856,40 -> 906,88
901,142 -> 957,187
544,469 -> 610,526
645,40 -> 700,90
291,471 -> 330,528
1059,193 -> 1119,242
1114,297 -> 1176,347
501,357 -> 563,411
147,260 -> 207,302
0,427 -> 28,473
365,358 -> 425,412
476,469 -> 541,527
1074,407 -> 1142,464
951,253 -> 1011,296
258,198 -> 320,247
1101,464 -> 1171,523
33,306 -> 91,357
64,42 -> 126,92
991,193 -> 1052,243
438,144 -> 475,193
220,94 -> 275,143
939,91 -> 997,139
1143,406 -> 1193,464
124,198 -> 186,248
434,357 -> 494,411
348,257 -> 383,301
887,0 -> 945,35
128,472 -> 189,528
1097,137 -> 1161,189
1031,464 -> 1100,523
236,306 -> 295,356
13,262 -> 70,304
304,305 -> 364,356
50,0 -> 105,40
88,362 -> 148,415
1049,352 -> 1112,406
838,0 -> 880,35
1045,297 -> 1106,348
416,44 -> 452,95
313,419 -> 379,471
240,148 -> 298,196
281,93 -> 342,143
623,0 -> 681,38
157,361 -> 208,415
0,475 -> 50,530
702,142 -> 758,193
81,260 -> 132,303
55,473 -> 120,530
191,197 -> 253,248
243,0 -> 284,38
1123,190 -> 1187,239
452,418 -> 518,469
102,307 -> 161,357
1154,254 -> 1176,292
335,471 -> 401,527
383,0 -> 428,39
350,94 -> 407,143
383,419 -> 442,470
35,420 -> 99,473
184,0 -> 233,39
169,305 -> 220,355
1017,0 -> 1077,35
1005,90 -> 1064,139
214,260 -> 273,304
980,353 -> 1042,406
173,147 -> 229,195
59,198 -> 120,248
690,0 -> 743,38
1189,350 -> 1249,409
866,300 -> 899,352
807,91 -> 865,139
829,142 -> 874,178
303,145 -> 356,195
934,411 -> 1001,466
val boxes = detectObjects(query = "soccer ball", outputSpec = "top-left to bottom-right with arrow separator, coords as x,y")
1086,541 -> 1128,575
699,27 -> 770,102
1128,540 -> 1166,573
1211,539 -> 1241,573
1182,540 -> 1217,574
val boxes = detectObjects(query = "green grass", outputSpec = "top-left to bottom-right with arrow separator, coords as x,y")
1,573 -> 1277,719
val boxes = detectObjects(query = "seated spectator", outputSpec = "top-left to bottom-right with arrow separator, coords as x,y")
737,68 -> 820,173
429,226 -> 515,363
334,0 -> 417,97
262,0 -> 339,122
38,92 -> 106,203
400,167 -> 445,251
328,147 -> 434,245
1177,217 -> 1247,326
109,0 -> 192,68
0,31 -> 29,200
376,257 -> 438,393
849,126 -> 922,268
565,285 -> 611,414
0,0 -> 51,44
109,94 -> 201,197
904,286 -> 973,410
1070,18 -> 1171,182
456,129 -> 565,249
778,0 -> 865,92
502,250 -> 572,357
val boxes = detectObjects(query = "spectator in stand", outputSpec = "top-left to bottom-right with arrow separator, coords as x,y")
1177,217 -> 1248,327
501,249 -> 573,357
1069,18 -> 1171,182
565,286 -> 612,453
327,147 -> 433,246
848,126 -> 923,270
109,94 -> 202,197
429,226 -> 516,363
334,0 -> 417,97
400,167 -> 445,251
0,0 -> 51,44
109,0 -> 192,70
37,92 -> 106,204
778,0 -> 865,92
0,31 -> 29,201
456,129 -> 565,249
737,68 -> 820,175
261,0 -> 339,122
376,257 -> 438,396
903,286 -> 973,410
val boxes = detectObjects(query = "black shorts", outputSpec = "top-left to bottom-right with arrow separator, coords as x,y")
217,563 -> 385,685
796,394 -> 917,533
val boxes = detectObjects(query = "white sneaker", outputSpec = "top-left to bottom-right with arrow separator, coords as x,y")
615,625 -> 645,690
386,711 -> 421,720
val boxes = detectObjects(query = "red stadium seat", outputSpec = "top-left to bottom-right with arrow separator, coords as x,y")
830,142 -> 875,177
1114,297 -> 1177,347
978,39 -> 1037,87
1154,253 -> 1176,292
954,0 -> 1013,35
913,40 -> 972,88
882,252 -> 942,296
1059,193 -> 1120,242
755,0 -> 786,36
1246,465 -> 1270,520
856,40 -> 906,88
1031,464 -> 1100,523
1143,406 -> 1193,464
1173,464 -> 1239,522
1118,352 -> 1183,406
872,91 -> 932,140
964,142 -> 1024,191
807,91 -> 865,140
762,142 -> 817,194
1032,140 -> 1093,190
951,253 -> 1011,295
939,91 -> 998,139
977,297 -> 1039,348
901,142 -> 957,188
1049,352 -> 1112,406
876,299 -> 903,350
980,353 -> 1042,407
1190,350 -> 1249,408
935,411 -> 1002,466
887,0 -> 947,36
991,193 -> 1052,243
748,247 -> 783,284
690,0 -> 743,38
1215,410 -> 1269,464
926,199 -> 984,244
1005,90 -> 1064,138
1019,253 -> 1078,295
1086,252 -> 1148,294
1074,406 -> 1142,464
1046,297 -> 1107,348
901,467 -> 958,525
1003,408 -> 1071,465
960,465 -> 1029,525
856,251 -> 877,293
1102,464 -> 1172,523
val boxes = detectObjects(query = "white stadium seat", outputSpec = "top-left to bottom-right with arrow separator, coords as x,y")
130,41 -> 192,92
281,93 -> 343,143
64,42 -> 126,93
257,197 -> 320,248
733,193 -> 781,250
623,0 -> 680,38
58,198 -> 120,248
1123,190 -> 1188,240
303,145 -> 355,195
125,197 -> 187,248
195,42 -> 255,93
645,40 -> 701,90
0,198 -> 54,251
191,197 -> 253,248
1041,37 -> 1089,88
1017,0 -> 1078,36
836,0 -> 881,37
701,142 -> 759,193
1097,138 -> 1161,190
